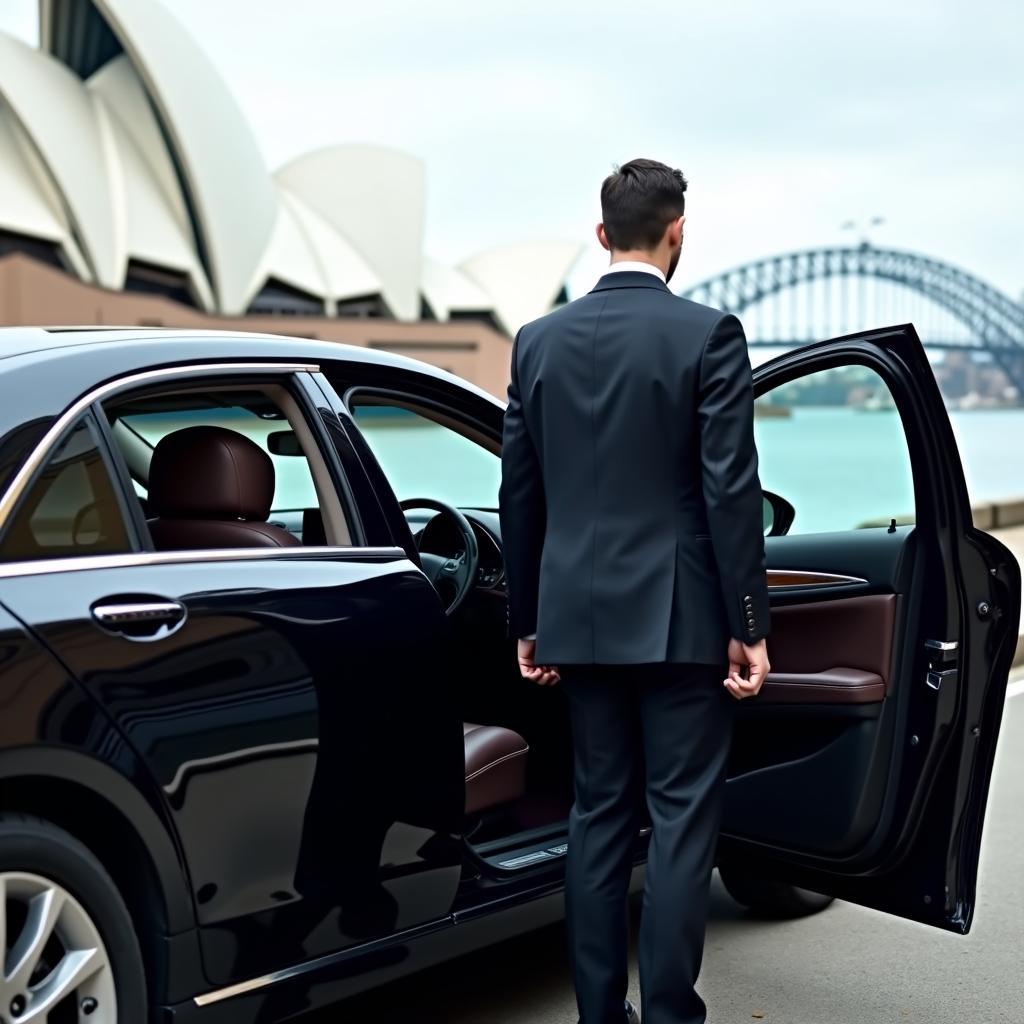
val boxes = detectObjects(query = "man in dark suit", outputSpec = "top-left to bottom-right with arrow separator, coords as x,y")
500,158 -> 771,1024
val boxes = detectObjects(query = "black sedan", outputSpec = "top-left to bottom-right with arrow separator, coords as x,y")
0,325 -> 1018,1023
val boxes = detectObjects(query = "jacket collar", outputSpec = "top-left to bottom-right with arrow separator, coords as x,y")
590,270 -> 671,294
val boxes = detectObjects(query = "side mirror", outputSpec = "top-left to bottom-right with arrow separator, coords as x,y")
763,490 -> 795,537
267,430 -> 302,456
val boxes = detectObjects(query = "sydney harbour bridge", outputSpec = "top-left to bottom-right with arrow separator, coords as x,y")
677,244 -> 1024,399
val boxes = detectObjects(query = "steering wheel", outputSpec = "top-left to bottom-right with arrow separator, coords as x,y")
399,498 -> 480,617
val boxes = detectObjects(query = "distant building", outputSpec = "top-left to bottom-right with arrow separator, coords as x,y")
0,0 -> 583,397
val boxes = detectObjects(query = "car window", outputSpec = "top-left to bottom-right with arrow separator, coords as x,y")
106,382 -> 353,547
0,417 -> 132,562
351,403 -> 500,508
754,365 -> 916,534
120,405 -> 319,512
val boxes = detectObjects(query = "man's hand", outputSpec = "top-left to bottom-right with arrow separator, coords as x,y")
724,637 -> 770,699
518,638 -> 560,686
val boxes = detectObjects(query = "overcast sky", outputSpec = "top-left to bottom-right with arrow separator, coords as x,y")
2,0 -> 1021,300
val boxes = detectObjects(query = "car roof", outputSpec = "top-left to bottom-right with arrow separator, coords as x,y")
0,326 -> 501,406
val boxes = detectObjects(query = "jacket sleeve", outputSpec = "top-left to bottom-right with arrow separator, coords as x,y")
697,313 -> 770,643
499,330 -> 546,640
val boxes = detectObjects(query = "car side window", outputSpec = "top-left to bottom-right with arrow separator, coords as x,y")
104,381 -> 353,547
0,416 -> 132,562
351,401 -> 500,508
754,365 -> 916,534
118,403 -> 319,512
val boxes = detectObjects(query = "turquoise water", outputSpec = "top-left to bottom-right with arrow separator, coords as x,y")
356,408 -> 1024,536
753,407 -> 916,533
129,403 -> 1024,533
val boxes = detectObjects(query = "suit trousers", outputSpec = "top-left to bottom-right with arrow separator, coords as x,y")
560,663 -> 734,1024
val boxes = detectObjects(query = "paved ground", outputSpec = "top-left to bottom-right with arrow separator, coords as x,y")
315,675 -> 1024,1024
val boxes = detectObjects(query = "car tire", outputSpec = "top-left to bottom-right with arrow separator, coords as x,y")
718,864 -> 835,919
0,813 -> 147,1023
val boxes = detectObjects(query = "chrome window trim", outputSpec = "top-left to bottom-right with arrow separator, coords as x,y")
0,361 -> 320,532
0,545 -> 408,580
766,569 -> 869,588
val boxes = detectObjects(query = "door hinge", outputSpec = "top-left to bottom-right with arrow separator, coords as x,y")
925,638 -> 959,691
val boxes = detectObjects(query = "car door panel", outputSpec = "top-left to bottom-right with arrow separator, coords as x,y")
725,531 -> 908,854
717,326 -> 1020,933
764,525 -> 916,594
0,363 -> 468,992
761,593 -> 898,695
0,547 -> 463,985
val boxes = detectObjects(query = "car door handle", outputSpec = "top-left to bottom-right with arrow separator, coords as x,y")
91,598 -> 187,640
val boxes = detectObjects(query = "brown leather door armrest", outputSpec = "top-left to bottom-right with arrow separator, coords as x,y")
757,668 -> 886,705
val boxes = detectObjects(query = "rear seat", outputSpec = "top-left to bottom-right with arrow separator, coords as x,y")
463,723 -> 529,815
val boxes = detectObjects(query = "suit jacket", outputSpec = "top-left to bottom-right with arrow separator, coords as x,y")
499,270 -> 770,666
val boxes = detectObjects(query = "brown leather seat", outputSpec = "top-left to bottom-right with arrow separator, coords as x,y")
147,425 -> 301,551
464,723 -> 528,815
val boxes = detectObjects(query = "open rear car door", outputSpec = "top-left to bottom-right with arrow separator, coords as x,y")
717,325 -> 1021,933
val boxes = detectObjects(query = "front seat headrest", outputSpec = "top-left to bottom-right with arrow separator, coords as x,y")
149,425 -> 275,521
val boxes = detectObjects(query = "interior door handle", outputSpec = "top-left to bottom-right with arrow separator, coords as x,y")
91,598 -> 187,640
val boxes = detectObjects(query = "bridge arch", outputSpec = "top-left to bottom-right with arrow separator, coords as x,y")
679,245 -> 1024,393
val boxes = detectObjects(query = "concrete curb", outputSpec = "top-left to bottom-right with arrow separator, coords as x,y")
975,498 -> 1024,531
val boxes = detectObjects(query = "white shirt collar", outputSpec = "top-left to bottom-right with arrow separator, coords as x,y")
603,260 -> 666,284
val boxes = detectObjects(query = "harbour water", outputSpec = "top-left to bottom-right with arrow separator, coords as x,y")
354,406 -> 1024,536
753,407 -> 1024,534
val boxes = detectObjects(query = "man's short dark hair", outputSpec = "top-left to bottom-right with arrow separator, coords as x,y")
600,158 -> 688,251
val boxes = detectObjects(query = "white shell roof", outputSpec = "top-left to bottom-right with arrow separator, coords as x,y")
89,0 -> 278,314
277,145 -> 426,321
460,240 -> 584,334
0,102 -> 70,246
86,55 -> 196,249
252,198 -> 331,311
0,0 -> 582,330
0,33 -> 120,287
98,94 -> 215,308
421,258 -> 495,321
277,188 -> 382,306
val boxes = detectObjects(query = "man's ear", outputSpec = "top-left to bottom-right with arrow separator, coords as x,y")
667,215 -> 685,248
596,223 -> 611,252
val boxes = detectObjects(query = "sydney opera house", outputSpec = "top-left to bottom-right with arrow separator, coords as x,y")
0,0 -> 583,397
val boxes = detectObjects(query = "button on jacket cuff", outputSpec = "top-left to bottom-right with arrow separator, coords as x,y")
735,585 -> 770,643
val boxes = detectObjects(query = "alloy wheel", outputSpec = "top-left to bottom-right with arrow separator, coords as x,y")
0,872 -> 116,1023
